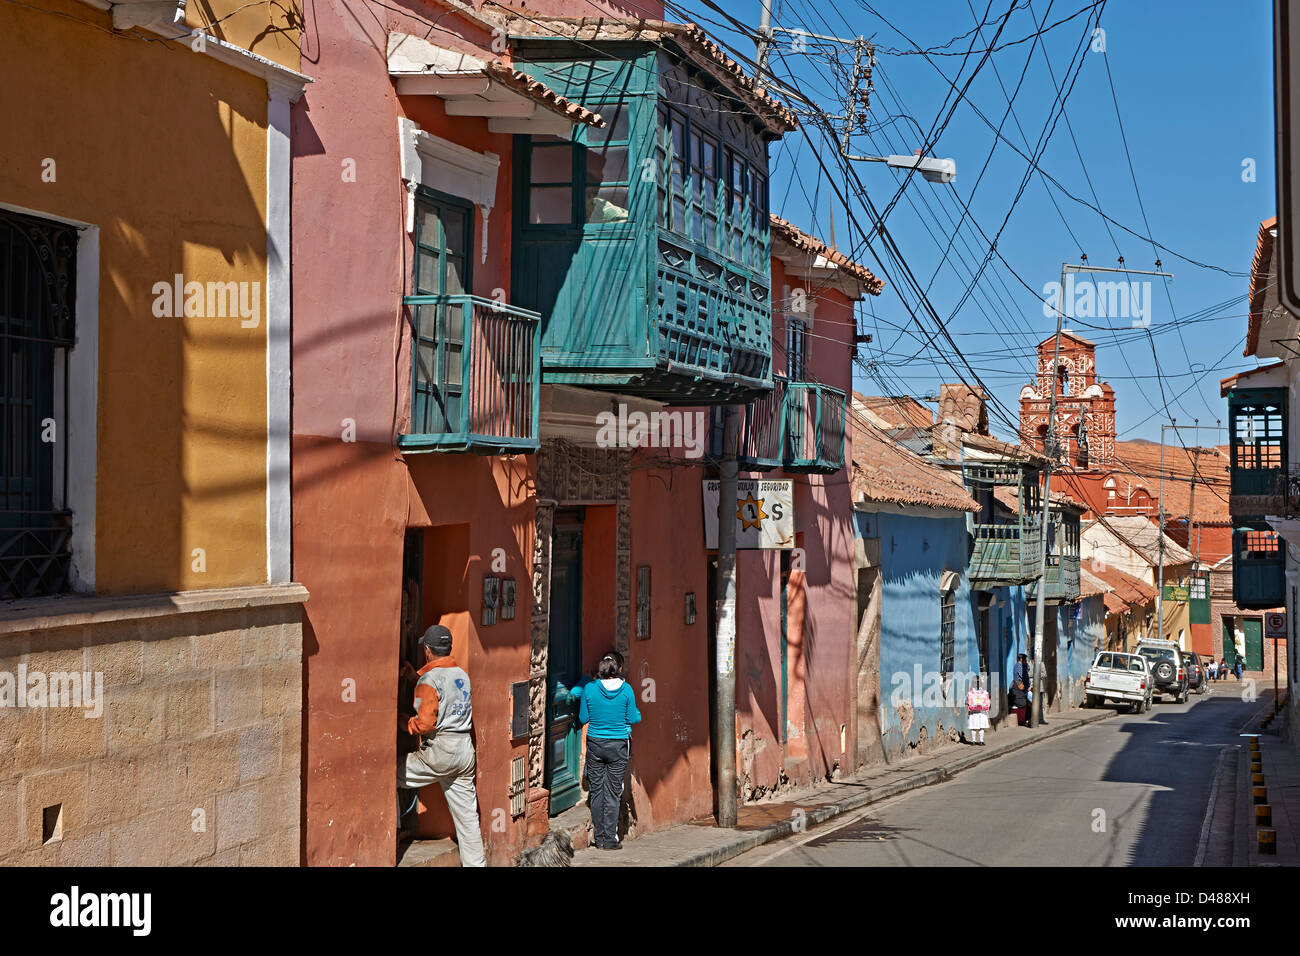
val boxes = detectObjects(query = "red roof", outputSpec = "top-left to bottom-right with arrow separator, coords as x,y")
852,393 -> 934,429
1083,559 -> 1157,613
851,416 -> 977,513
770,217 -> 885,294
1221,361 -> 1285,394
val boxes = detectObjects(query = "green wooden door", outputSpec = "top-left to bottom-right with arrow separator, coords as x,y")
546,519 -> 584,814
1244,618 -> 1265,671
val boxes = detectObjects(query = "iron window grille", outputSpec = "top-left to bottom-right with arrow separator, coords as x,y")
940,585 -> 956,676
0,208 -> 76,600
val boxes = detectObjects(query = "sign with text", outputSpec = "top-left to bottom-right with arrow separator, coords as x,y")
703,479 -> 794,549
1162,585 -> 1190,602
1266,612 -> 1287,640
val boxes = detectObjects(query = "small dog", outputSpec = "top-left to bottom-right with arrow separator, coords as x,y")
516,829 -> 574,867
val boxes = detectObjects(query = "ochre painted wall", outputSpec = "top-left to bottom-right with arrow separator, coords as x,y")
1,0 -> 280,593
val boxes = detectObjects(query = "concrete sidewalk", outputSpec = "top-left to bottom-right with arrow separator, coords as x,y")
1236,692 -> 1299,867
572,704 -> 1114,867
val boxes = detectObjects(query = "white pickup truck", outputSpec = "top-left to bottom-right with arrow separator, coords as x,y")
1083,651 -> 1152,714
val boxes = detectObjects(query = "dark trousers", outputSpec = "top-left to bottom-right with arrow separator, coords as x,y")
585,736 -> 630,847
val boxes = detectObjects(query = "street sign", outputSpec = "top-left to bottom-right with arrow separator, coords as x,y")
1266,612 -> 1287,641
702,479 -> 794,549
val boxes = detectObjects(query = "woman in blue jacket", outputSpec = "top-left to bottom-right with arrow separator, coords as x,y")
577,652 -> 641,849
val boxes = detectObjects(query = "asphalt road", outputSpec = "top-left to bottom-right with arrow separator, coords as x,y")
728,682 -> 1259,867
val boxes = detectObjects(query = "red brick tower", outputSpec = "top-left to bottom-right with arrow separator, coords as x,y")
1019,331 -> 1116,470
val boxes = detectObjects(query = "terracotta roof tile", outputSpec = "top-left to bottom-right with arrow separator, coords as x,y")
1084,559 -> 1157,611
852,393 -> 934,430
1246,216 -> 1278,357
851,417 -> 978,513
503,15 -> 798,134
770,217 -> 885,293
485,61 -> 606,127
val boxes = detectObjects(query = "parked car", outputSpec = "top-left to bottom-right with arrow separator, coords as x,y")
1136,640 -> 1190,703
1185,652 -> 1207,695
1084,651 -> 1152,713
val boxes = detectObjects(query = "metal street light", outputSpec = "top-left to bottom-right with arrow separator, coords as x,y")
845,152 -> 958,183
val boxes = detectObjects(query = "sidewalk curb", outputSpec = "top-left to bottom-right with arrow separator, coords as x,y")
665,709 -> 1115,867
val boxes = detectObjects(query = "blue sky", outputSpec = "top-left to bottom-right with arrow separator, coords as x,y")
673,0 -> 1276,442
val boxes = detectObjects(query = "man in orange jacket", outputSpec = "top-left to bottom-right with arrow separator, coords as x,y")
397,624 -> 486,866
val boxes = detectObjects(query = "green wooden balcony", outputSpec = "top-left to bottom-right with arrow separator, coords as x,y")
510,51 -> 774,405
784,382 -> 847,473
969,522 -> 1044,586
711,378 -> 846,473
398,294 -> 541,454
1027,555 -> 1081,603
1233,526 -> 1285,610
1227,386 -> 1288,517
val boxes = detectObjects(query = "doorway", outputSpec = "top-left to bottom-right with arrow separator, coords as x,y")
545,510 -> 584,814
852,564 -> 883,769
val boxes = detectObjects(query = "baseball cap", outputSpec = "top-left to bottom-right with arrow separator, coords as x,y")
420,624 -> 454,655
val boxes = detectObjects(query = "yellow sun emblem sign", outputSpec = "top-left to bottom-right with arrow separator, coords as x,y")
736,493 -> 767,531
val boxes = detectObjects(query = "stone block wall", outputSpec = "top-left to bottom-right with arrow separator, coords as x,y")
0,598 -> 303,866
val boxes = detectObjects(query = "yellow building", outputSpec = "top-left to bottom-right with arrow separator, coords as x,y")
0,0 -> 308,865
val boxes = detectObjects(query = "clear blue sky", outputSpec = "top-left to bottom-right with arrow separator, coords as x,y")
673,0 -> 1276,442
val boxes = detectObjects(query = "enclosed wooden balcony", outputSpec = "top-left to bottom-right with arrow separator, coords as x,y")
1232,525 -> 1285,610
398,294 -> 541,454
1027,510 -> 1082,603
510,49 -> 778,404
964,463 -> 1044,586
1227,386 -> 1288,517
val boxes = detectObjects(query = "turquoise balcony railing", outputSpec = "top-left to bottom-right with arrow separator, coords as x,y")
709,378 -> 846,473
784,382 -> 847,473
399,294 -> 541,454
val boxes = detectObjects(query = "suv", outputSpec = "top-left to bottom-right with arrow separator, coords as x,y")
1136,640 -> 1189,703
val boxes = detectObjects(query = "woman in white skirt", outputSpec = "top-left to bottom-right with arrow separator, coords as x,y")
966,679 -> 991,745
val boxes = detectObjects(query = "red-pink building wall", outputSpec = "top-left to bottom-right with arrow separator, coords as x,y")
291,0 -> 535,865
734,256 -> 858,796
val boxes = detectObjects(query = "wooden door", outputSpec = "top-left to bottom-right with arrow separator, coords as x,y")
545,517 -> 584,814
1244,618 -> 1265,671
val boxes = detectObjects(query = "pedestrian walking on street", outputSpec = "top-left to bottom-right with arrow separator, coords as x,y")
1234,657 -> 1244,681
965,679 -> 990,745
578,652 -> 641,850
397,624 -> 486,867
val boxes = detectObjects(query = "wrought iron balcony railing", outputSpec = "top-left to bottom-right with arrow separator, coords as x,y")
399,295 -> 541,454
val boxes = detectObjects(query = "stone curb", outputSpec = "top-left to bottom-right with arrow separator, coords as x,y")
662,709 -> 1116,867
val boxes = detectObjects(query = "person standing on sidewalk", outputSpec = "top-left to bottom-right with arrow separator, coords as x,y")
397,624 -> 487,867
578,652 -> 641,850
965,679 -> 990,745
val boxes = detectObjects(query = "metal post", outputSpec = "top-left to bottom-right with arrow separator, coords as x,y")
1030,265 -> 1067,728
713,405 -> 739,827
1159,425 -> 1167,643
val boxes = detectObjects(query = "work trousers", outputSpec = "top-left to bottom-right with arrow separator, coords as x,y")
398,731 -> 486,867
585,736 -> 630,847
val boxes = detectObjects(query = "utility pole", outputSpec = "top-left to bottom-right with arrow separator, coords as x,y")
756,0 -> 772,82
1032,262 -> 1172,727
713,405 -> 739,828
